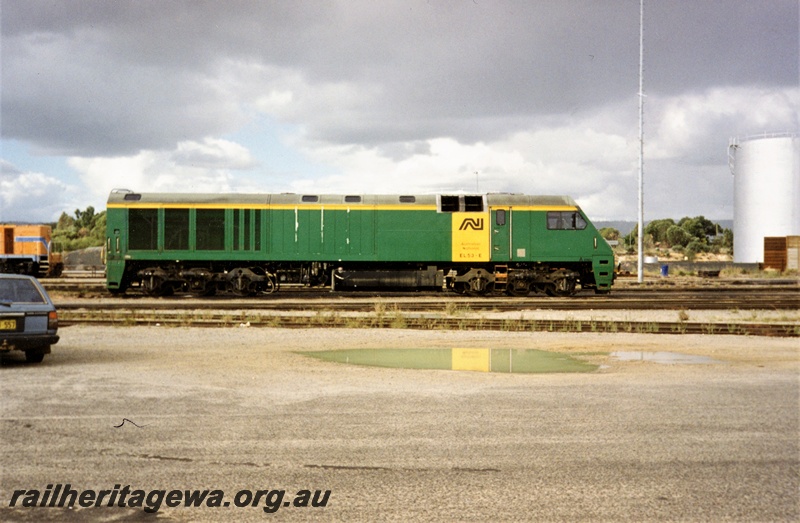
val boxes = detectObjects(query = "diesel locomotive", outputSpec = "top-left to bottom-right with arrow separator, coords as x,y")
105,190 -> 614,296
0,224 -> 64,278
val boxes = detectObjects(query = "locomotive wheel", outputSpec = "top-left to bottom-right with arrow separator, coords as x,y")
449,268 -> 495,296
184,274 -> 215,297
506,280 -> 531,297
142,275 -> 159,296
231,275 -> 254,296
189,281 -> 216,297
468,277 -> 493,296
452,282 -> 469,294
142,275 -> 173,297
545,276 -> 577,297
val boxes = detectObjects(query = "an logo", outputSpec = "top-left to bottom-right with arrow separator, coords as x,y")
458,218 -> 484,231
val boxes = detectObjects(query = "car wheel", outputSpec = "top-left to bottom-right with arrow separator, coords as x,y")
25,350 -> 46,363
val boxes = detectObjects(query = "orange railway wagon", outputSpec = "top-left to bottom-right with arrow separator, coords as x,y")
0,225 -> 63,277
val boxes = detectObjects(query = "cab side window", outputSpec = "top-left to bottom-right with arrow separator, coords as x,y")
546,211 -> 587,230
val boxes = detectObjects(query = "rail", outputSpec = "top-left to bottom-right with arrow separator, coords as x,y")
57,307 -> 799,337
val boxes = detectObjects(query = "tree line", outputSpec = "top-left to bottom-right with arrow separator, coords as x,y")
51,207 -> 106,251
599,216 -> 733,259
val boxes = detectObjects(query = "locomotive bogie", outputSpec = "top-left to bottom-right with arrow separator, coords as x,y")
105,191 -> 614,296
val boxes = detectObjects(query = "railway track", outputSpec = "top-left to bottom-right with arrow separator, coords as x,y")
45,277 -> 798,336
48,296 -> 800,313
57,307 -> 798,337
51,290 -> 798,311
43,278 -> 799,310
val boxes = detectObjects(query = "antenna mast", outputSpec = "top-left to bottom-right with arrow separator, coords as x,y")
637,0 -> 645,283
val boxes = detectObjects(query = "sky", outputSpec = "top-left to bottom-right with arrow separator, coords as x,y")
1,0 -> 798,224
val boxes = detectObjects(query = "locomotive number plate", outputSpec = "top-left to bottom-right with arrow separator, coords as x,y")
0,319 -> 17,331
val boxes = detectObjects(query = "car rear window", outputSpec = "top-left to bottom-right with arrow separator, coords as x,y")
0,279 -> 47,303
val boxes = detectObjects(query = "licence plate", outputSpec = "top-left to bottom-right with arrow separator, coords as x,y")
0,319 -> 17,331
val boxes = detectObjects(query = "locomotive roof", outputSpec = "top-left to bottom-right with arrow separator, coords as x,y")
107,190 -> 578,208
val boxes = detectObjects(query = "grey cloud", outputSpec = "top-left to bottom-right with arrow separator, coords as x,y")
0,159 -> 22,175
644,1 -> 798,94
2,33 -> 247,156
169,139 -> 258,169
1,0 -> 797,159
376,141 -> 433,162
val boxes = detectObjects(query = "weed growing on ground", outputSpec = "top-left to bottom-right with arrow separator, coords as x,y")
445,302 -> 471,316
373,302 -> 386,318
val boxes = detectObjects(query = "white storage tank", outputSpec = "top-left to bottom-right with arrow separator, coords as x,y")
730,132 -> 800,263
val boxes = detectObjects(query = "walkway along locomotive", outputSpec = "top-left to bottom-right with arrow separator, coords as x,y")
105,190 -> 615,296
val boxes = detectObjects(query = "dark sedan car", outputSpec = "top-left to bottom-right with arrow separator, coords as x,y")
1,274 -> 59,363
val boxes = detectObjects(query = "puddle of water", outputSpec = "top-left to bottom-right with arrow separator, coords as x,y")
298,348 -> 597,374
611,351 -> 721,364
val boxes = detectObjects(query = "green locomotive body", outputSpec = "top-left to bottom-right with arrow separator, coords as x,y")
105,190 -> 614,296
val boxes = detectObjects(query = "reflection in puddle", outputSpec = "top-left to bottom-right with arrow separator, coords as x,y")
299,348 -> 597,374
611,351 -> 721,364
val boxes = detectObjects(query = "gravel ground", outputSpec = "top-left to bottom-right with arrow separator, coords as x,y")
1,325 -> 798,522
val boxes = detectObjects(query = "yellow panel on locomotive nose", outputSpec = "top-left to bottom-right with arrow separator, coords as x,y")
451,212 -> 491,262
